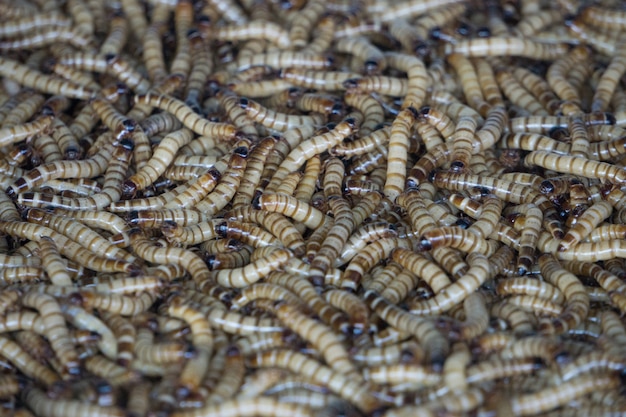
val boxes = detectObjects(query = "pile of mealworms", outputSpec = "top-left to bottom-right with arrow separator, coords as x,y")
0,0 -> 626,415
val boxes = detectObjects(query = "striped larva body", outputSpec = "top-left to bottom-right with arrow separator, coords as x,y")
247,350 -> 379,414
384,107 -> 417,201
239,97 -> 325,132
445,37 -> 568,59
134,93 -> 237,140
22,292 -> 79,377
274,302 -> 358,377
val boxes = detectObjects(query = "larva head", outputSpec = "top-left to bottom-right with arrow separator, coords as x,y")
122,180 -> 138,198
563,13 -> 578,27
330,102 -> 344,116
233,145 -> 248,158
197,14 -> 211,26
226,345 -> 241,357
65,146 -> 82,160
41,105 -> 56,116
429,26 -> 444,40
417,236 -> 433,251
450,161 -> 465,172
186,28 -> 200,40
215,221 -> 228,238
118,137 -> 135,151
455,217 -> 472,229
238,97 -> 250,109
161,220 -> 178,237
414,41 -> 430,58
251,191 -> 263,210
456,22 -> 471,37
364,59 -> 380,75
476,26 -> 491,37
127,211 -> 141,226
206,167 -> 222,182
183,345 -> 197,360
342,78 -> 359,89
539,180 -> 556,195
104,53 -> 118,64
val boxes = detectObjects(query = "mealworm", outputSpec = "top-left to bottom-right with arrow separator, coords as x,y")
133,324 -> 192,366
496,67 -> 549,116
559,200 -> 613,251
218,220 -> 281,249
61,304 -> 117,361
510,374 -> 619,416
142,25 -> 167,84
24,385 -> 126,417
17,139 -> 133,210
537,254 -> 590,334
231,283 -> 302,310
0,24 -> 93,51
390,247 -> 450,294
213,21 -> 290,49
341,237 -> 412,292
445,37 -> 568,59
66,0 -> 94,38
497,277 -> 566,305
0,11 -> 70,37
225,207 -> 304,256
212,247 -> 291,288
227,51 -> 332,74
1,92 -> 44,128
96,312 -> 136,367
279,69 -> 357,93
266,271 -> 348,333
160,220 -> 219,246
565,15 -> 617,57
384,107 -> 417,200
363,290 -> 449,367
128,228 -> 211,287
22,291 -> 79,377
0,221 -> 135,273
239,97 -> 325,132
126,128 -> 194,193
184,296 -> 284,335
407,252 -> 492,316
336,36 -> 386,74
194,152 -> 248,215
384,52 -> 428,110
134,93 -> 237,140
274,301 -> 359,378
0,115 -> 53,148
344,75 -> 407,97
168,0 -> 193,79
166,297 -> 213,394
247,349 -> 379,414
364,363 -> 442,389
7,133 -> 116,194
447,54 -> 490,117
37,236 -> 72,286
419,226 -> 499,256
291,155 -> 321,203
335,222 -> 397,267
0,336 -> 59,385
26,209 -> 135,263
353,340 -> 423,367
172,396 -> 314,417
525,150 -> 626,183
49,117 -> 82,161
504,294 -> 563,316
254,193 -> 329,230
341,93 -> 382,135
432,171 -> 563,238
